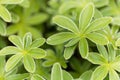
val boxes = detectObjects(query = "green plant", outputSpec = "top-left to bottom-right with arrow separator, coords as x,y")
0,0 -> 120,80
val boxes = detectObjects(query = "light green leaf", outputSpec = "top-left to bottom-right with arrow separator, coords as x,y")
112,16 -> 120,26
93,0 -> 109,7
109,69 -> 119,80
52,15 -> 79,33
79,38 -> 88,58
97,45 -> 108,60
91,66 -> 108,80
87,52 -> 107,64
0,0 -> 23,4
62,70 -> 73,80
85,17 -> 112,33
23,55 -> 36,73
28,48 -> 46,59
7,24 -> 18,35
47,32 -> 76,45
19,0 -> 30,8
23,32 -> 32,49
86,32 -> 108,45
115,38 -> 120,46
0,56 -> 5,75
26,13 -> 48,25
9,35 -> 23,49
6,73 -> 29,80
64,45 -> 76,60
65,37 -> 80,47
79,3 -> 94,32
0,46 -> 20,56
30,38 -> 45,48
5,54 -> 23,72
0,20 -> 6,36
0,5 -> 11,22
51,63 -> 63,80
31,74 -> 45,80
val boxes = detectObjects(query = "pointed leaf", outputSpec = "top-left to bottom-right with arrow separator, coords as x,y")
87,52 -> 107,64
87,32 -> 108,45
79,3 -> 94,32
51,63 -> 63,80
23,55 -> 36,73
47,32 -> 76,45
64,45 -> 76,60
0,5 -> 11,22
28,48 -> 46,59
79,38 -> 88,58
0,46 -> 20,55
5,54 -> 23,72
9,35 -> 23,49
63,70 -> 73,80
85,17 -> 112,33
53,15 -> 79,33
91,66 -> 108,80
30,38 -> 45,48
109,69 -> 119,80
31,74 -> 45,80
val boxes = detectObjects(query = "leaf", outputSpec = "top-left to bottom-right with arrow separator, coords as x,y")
0,0 -> 23,4
115,38 -> 120,46
47,32 -> 76,45
86,32 -> 108,45
28,48 -> 46,59
97,45 -> 108,60
52,15 -> 79,33
26,13 -> 48,25
0,20 -> 6,36
62,70 -> 73,80
109,69 -> 119,80
30,38 -> 45,48
91,66 -> 108,80
31,74 -> 45,80
23,32 -> 32,49
19,0 -> 30,8
0,56 -> 5,75
79,3 -> 94,32
64,45 -> 76,60
87,52 -> 107,64
93,0 -> 109,7
51,63 -> 63,80
79,38 -> 88,58
6,73 -> 29,80
9,35 -> 23,49
65,37 -> 80,47
0,46 -> 20,56
0,5 -> 11,22
23,55 -> 36,73
5,54 -> 23,72
7,24 -> 18,35
85,17 -> 112,33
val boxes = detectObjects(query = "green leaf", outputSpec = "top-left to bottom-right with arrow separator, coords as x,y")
9,35 -> 23,49
26,13 -> 48,25
19,0 -> 30,8
0,56 -> 5,75
93,0 -> 109,7
109,69 -> 119,80
97,45 -> 108,60
87,52 -> 107,64
31,74 -> 45,80
115,38 -> 120,46
86,32 -> 108,45
5,54 -> 23,72
64,45 -> 76,60
6,24 -> 18,35
23,55 -> 36,73
91,66 -> 108,80
85,17 -> 112,33
79,38 -> 88,58
47,32 -> 76,45
30,38 -> 45,48
51,63 -> 63,80
65,37 -> 80,47
52,15 -> 79,33
23,32 -> 32,49
62,70 -> 73,80
0,0 -> 23,4
79,3 -> 94,32
28,48 -> 46,59
0,20 -> 6,36
0,46 -> 20,56
6,73 -> 29,80
0,5 -> 11,22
